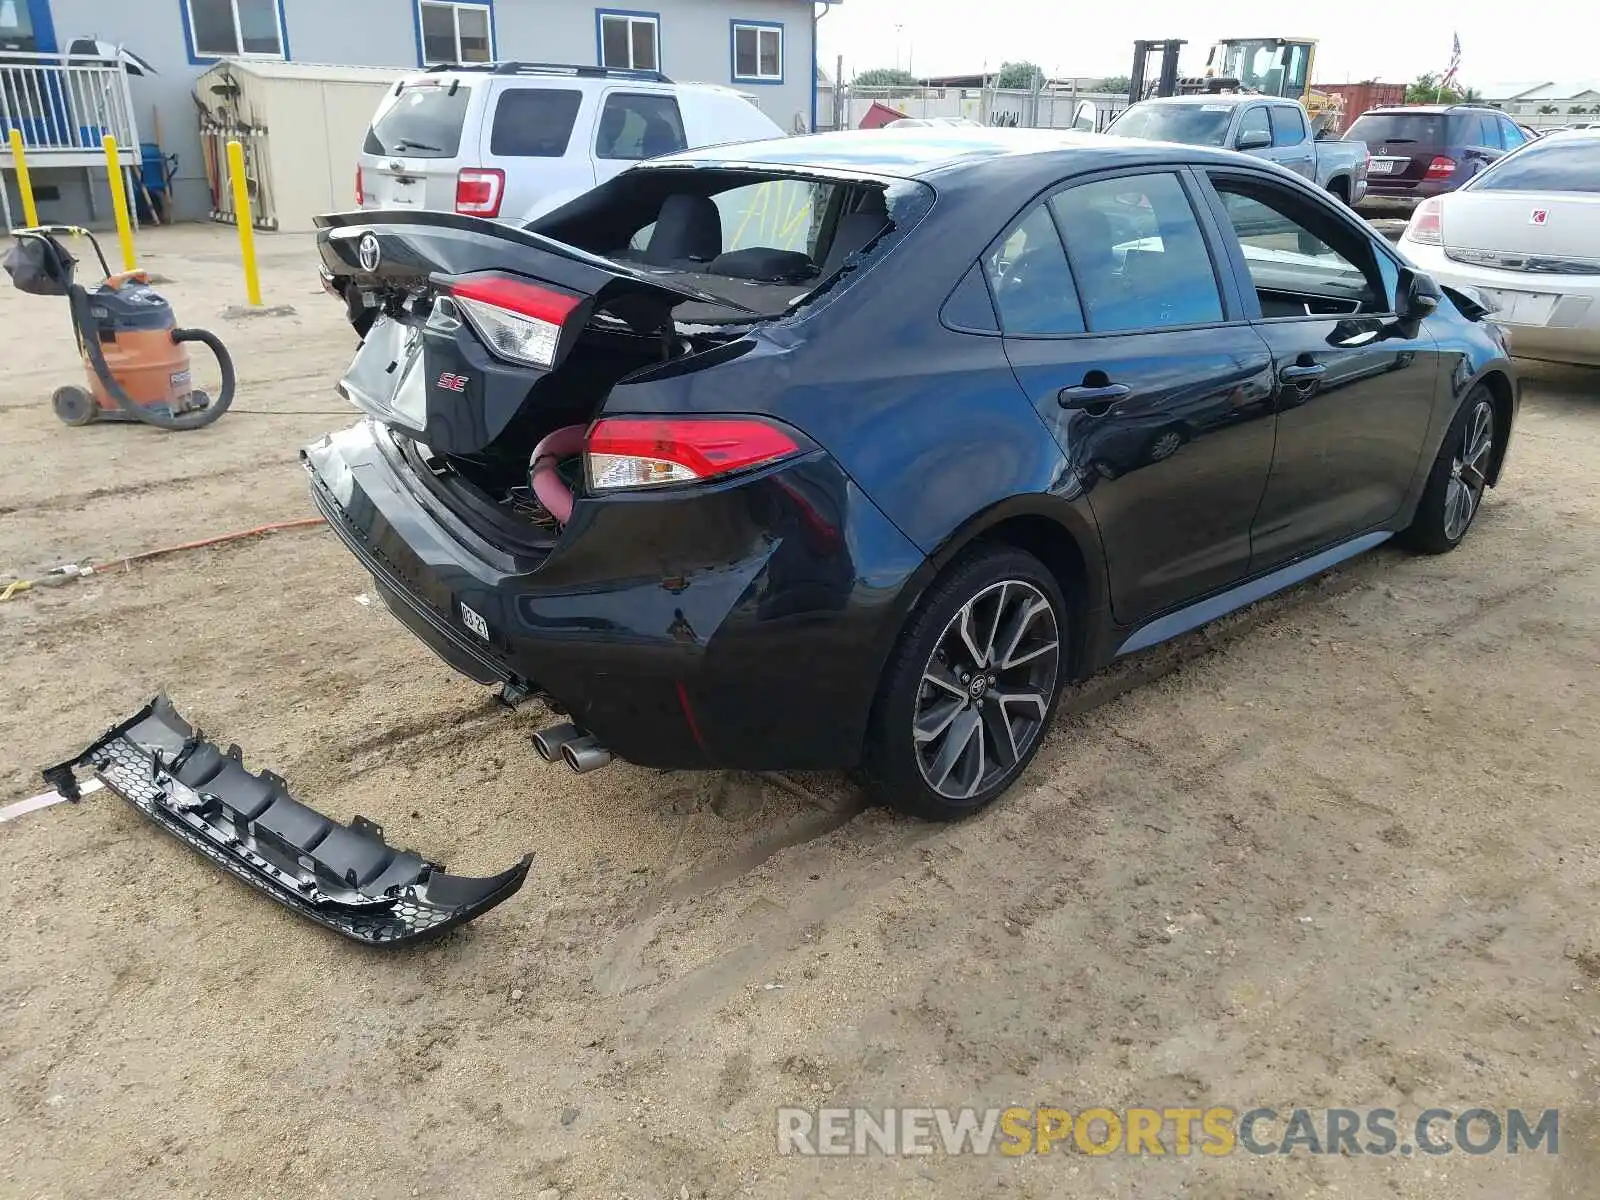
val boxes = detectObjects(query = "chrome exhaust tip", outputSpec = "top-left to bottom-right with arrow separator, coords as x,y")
561,735 -> 613,775
532,722 -> 582,763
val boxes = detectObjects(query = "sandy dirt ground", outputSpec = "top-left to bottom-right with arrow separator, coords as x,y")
1,225 -> 1597,1200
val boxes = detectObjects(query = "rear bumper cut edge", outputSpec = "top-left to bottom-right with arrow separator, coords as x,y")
44,696 -> 531,946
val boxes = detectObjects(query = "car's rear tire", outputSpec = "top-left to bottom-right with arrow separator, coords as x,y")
1399,384 -> 1497,554
864,545 -> 1067,821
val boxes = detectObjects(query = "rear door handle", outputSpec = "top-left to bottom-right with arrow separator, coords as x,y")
1058,382 -> 1132,409
1278,363 -> 1326,383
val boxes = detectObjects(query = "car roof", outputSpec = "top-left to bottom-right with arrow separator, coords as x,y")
1359,104 -> 1495,115
655,126 -> 1253,181
1131,94 -> 1283,106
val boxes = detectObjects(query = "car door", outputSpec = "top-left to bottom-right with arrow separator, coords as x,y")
1459,112 -> 1503,180
483,84 -> 592,223
1267,104 -> 1316,179
1194,168 -> 1440,568
992,168 -> 1278,626
1234,103 -> 1275,161
591,89 -> 689,187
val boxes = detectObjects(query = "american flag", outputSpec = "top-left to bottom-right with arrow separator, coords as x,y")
1442,33 -> 1462,87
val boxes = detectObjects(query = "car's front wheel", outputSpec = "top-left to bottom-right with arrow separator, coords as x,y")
865,546 -> 1066,820
1400,385 -> 1497,554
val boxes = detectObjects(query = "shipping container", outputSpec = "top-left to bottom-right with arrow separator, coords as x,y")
1315,82 -> 1408,134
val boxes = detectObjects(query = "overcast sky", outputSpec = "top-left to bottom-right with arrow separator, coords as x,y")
816,0 -> 1581,90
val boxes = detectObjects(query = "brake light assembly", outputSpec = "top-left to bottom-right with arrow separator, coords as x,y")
1424,155 -> 1456,182
443,273 -> 582,371
586,417 -> 803,493
1407,196 -> 1444,245
455,167 -> 505,217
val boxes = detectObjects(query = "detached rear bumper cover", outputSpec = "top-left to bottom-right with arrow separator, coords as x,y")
43,696 -> 530,945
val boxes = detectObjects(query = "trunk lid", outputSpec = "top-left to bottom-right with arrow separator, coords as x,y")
1441,192 -> 1600,263
317,210 -> 756,455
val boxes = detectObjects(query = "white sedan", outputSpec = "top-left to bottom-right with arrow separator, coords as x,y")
1397,129 -> 1600,366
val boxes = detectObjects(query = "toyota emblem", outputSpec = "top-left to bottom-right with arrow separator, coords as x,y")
358,233 -> 381,272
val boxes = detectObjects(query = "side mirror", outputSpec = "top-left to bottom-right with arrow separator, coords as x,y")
1072,101 -> 1098,133
1398,268 -> 1443,320
1235,128 -> 1273,151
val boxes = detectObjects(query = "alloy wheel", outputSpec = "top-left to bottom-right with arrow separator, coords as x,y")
913,580 -> 1060,801
1444,400 -> 1494,542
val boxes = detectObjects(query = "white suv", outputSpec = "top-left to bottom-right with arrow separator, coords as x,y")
355,62 -> 785,225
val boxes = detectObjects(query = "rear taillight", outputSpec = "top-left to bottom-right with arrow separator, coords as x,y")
445,273 -> 581,369
455,167 -> 505,217
1407,196 -> 1444,245
1424,155 -> 1456,181
355,163 -> 364,205
585,417 -> 802,492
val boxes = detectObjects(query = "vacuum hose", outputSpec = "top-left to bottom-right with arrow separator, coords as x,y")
68,283 -> 236,431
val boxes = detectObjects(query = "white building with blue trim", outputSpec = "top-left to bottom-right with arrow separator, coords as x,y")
1,0 -> 828,223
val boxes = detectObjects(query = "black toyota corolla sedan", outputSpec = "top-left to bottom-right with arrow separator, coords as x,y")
308,127 -> 1517,820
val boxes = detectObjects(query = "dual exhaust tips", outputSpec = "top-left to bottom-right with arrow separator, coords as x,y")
532,722 -> 612,774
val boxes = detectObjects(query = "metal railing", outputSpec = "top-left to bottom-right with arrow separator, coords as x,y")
0,51 -> 139,158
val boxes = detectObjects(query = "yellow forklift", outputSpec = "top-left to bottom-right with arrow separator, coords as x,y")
1127,37 -> 1345,134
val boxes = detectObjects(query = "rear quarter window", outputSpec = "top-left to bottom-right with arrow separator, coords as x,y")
365,83 -> 471,158
490,88 -> 583,157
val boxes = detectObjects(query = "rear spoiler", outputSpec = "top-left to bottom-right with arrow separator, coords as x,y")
43,696 -> 530,945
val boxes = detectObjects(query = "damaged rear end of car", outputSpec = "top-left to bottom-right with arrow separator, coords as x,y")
307,161 -> 933,770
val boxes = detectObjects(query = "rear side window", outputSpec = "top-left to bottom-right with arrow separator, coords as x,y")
1451,113 -> 1494,146
1473,138 -> 1600,193
982,203 -> 1084,336
365,84 -> 471,158
1346,112 -> 1443,146
1269,105 -> 1305,146
1051,173 -> 1223,333
490,88 -> 583,157
596,93 -> 687,160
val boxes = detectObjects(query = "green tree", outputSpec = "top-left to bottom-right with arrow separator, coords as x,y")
854,67 -> 916,87
1460,87 -> 1482,102
1538,104 -> 1560,114
996,61 -> 1045,90
1568,104 -> 1591,114
1094,75 -> 1132,95
1405,73 -> 1463,104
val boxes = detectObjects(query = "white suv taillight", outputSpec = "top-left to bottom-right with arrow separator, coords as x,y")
446,274 -> 580,370
585,418 -> 802,493
455,167 -> 505,217
1407,196 -> 1444,245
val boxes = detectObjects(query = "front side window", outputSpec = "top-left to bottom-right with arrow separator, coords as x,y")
595,92 -> 685,160
419,1 -> 493,65
732,22 -> 783,82
186,0 -> 284,58
1268,104 -> 1305,147
982,202 -> 1084,336
1050,173 -> 1224,333
1236,106 -> 1271,147
599,11 -> 659,72
1470,136 -> 1600,193
1209,178 -> 1386,316
1500,118 -> 1527,149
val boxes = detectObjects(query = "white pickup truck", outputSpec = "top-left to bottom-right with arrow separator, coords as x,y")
1106,95 -> 1369,206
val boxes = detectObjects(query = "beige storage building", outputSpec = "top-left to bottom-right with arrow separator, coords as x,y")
193,60 -> 410,233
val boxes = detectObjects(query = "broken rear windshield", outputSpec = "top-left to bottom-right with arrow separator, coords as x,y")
532,169 -> 934,320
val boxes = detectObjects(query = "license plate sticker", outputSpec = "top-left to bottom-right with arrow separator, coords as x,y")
460,601 -> 490,641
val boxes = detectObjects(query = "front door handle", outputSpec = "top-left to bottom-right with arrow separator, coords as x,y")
1058,382 -> 1132,409
1278,362 -> 1326,383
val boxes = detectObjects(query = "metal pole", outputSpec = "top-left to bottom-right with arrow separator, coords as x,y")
226,139 -> 263,307
100,135 -> 136,271
8,128 -> 40,227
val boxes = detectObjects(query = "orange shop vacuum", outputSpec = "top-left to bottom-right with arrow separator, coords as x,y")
4,225 -> 233,430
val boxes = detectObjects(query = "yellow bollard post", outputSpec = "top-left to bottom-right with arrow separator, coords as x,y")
100,135 -> 137,271
8,129 -> 40,228
225,140 -> 263,307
